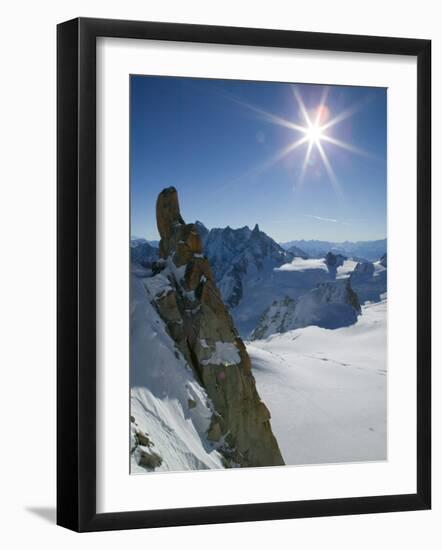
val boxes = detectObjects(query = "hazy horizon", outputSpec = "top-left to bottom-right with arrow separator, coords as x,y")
131,219 -> 387,247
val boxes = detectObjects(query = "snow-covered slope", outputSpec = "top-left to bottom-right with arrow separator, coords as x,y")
231,251 -> 350,337
248,300 -> 387,465
130,274 -> 224,473
228,263 -> 331,336
251,279 -> 360,340
275,257 -> 329,273
336,259 -> 358,279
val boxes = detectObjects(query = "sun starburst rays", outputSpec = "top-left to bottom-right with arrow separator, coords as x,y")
298,139 -> 314,187
320,134 -> 370,158
316,140 -> 340,194
291,85 -> 350,193
233,85 -> 368,193
215,84 -> 370,195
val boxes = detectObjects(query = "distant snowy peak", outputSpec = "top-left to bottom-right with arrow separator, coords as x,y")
130,236 -> 147,247
349,257 -> 387,304
287,244 -> 309,259
131,236 -> 159,247
196,222 -> 293,308
247,223 -> 294,267
251,279 -> 361,340
280,238 -> 387,262
130,240 -> 159,268
351,260 -> 375,279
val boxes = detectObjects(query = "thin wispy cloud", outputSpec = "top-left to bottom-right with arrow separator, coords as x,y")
306,215 -> 366,226
308,215 -> 338,223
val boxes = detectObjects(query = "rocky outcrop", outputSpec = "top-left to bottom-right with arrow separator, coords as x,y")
148,187 -> 284,468
350,258 -> 387,303
325,251 -> 347,279
130,416 -> 163,471
251,279 -> 361,340
351,260 -> 375,280
251,296 -> 297,340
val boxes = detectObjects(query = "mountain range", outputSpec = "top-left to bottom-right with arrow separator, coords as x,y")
130,188 -> 388,472
280,238 -> 387,261
131,224 -> 386,337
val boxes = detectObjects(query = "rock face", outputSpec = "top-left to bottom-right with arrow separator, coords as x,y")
287,244 -> 309,259
200,223 -> 293,309
251,296 -> 297,340
150,187 -> 284,468
130,239 -> 159,268
251,279 -> 361,340
351,260 -> 375,279
350,258 -> 387,303
325,251 -> 347,279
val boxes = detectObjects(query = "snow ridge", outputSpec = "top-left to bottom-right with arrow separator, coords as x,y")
130,275 -> 224,473
251,279 -> 361,340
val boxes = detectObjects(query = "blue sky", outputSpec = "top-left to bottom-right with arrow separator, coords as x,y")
131,76 -> 386,243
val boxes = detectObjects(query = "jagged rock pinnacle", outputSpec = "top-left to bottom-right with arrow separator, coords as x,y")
156,186 -> 184,238
150,187 -> 285,468
156,186 -> 202,263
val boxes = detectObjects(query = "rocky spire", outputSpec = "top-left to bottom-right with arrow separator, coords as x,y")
152,187 -> 284,468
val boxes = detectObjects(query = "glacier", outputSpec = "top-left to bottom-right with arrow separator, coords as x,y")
248,300 -> 387,465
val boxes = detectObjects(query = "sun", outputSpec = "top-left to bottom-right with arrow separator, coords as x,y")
305,120 -> 324,145
230,84 -> 368,193
280,86 -> 368,192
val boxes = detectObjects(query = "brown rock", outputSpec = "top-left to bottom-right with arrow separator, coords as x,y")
151,187 -> 284,468
184,258 -> 214,291
136,430 -> 153,448
156,290 -> 182,324
188,398 -> 197,409
137,448 -> 163,470
207,421 -> 222,442
156,187 -> 184,245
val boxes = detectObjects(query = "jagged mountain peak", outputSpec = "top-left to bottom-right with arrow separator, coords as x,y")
197,222 -> 292,310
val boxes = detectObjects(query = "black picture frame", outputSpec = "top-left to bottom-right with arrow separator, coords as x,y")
57,17 -> 431,532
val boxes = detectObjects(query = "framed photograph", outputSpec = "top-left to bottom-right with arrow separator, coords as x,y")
57,17 -> 431,532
